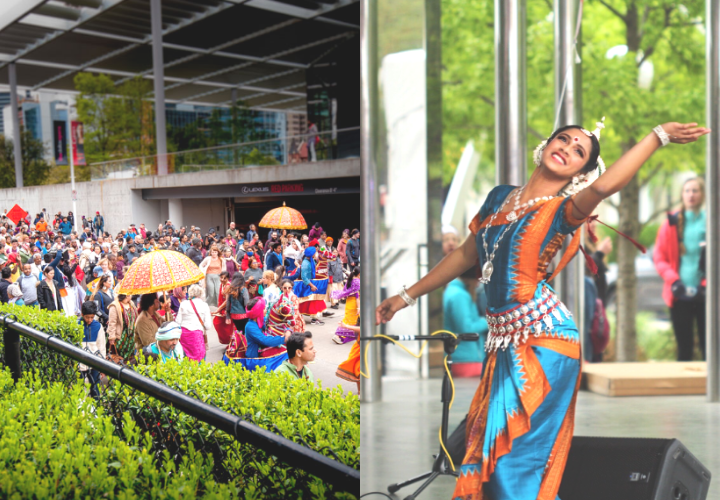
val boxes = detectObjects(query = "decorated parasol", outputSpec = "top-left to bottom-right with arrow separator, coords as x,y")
258,201 -> 307,230
118,249 -> 204,295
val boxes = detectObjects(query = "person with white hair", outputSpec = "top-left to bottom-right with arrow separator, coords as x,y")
141,321 -> 185,363
7,283 -> 24,306
175,284 -> 213,362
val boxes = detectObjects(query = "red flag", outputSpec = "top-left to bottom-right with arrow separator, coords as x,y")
6,204 -> 28,226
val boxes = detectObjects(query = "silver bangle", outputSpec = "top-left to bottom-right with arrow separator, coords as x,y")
398,286 -> 417,307
653,125 -> 670,147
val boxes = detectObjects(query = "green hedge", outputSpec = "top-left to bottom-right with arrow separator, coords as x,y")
123,358 -> 360,498
0,369 -> 238,499
0,304 -> 360,499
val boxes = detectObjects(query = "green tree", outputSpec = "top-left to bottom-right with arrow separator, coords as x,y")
74,72 -> 122,163
583,0 -> 705,361
441,0 -> 705,361
0,131 -> 53,188
74,73 -> 156,166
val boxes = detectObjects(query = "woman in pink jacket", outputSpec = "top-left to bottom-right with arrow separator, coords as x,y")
653,177 -> 706,361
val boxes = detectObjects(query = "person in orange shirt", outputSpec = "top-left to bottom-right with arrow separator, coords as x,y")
36,218 -> 48,234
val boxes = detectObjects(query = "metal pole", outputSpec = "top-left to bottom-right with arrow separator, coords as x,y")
554,0 -> 585,357
9,63 -> 23,188
68,117 -> 78,233
3,328 -> 21,382
360,0 -> 381,402
150,0 -> 168,176
495,0 -> 527,187
706,0 -> 720,402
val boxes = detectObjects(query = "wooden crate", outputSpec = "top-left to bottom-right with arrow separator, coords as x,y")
582,362 -> 706,396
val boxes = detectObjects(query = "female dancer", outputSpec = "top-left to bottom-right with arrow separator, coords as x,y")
332,266 -> 360,344
376,120 -> 708,500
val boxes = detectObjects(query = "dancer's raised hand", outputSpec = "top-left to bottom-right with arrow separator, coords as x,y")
662,122 -> 711,144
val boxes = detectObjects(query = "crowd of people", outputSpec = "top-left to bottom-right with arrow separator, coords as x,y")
0,209 -> 363,391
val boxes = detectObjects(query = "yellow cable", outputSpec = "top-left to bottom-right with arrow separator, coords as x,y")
358,330 -> 460,473
438,354 -> 456,472
359,329 -> 457,378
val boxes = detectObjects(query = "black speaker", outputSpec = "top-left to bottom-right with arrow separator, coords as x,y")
559,437 -> 711,500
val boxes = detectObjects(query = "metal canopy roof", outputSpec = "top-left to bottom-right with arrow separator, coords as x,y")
0,0 -> 359,113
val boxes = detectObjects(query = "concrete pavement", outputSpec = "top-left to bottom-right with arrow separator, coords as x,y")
205,303 -> 357,395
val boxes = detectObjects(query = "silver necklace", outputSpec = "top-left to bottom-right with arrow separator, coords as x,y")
479,187 -> 524,284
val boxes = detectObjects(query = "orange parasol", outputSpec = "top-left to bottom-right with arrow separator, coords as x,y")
258,201 -> 307,230
118,250 -> 204,295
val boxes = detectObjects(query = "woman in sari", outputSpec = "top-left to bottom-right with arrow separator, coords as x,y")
336,318 -> 361,393
176,284 -> 213,362
107,293 -> 139,363
266,279 -> 297,338
237,297 -> 290,372
213,271 -> 234,345
331,266 -> 360,344
376,120 -> 708,500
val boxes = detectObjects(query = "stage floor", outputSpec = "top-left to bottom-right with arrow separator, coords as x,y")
361,376 -> 720,500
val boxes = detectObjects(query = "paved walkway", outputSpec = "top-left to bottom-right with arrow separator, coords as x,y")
205,303 -> 357,395
361,376 -> 720,499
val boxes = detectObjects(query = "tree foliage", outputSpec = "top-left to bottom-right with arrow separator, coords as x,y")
441,0 -> 706,360
74,73 -> 156,167
0,131 -> 53,188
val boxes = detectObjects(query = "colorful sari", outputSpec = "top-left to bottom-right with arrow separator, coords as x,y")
331,278 -> 360,343
117,303 -> 137,361
453,186 -> 587,500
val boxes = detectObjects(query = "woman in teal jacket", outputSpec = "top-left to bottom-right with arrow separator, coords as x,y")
443,266 -> 489,377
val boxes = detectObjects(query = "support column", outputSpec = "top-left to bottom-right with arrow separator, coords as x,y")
168,198 -> 183,229
554,0 -> 585,356
150,0 -> 168,175
9,63 -> 23,188
425,0 -> 443,376
706,0 -> 720,402
360,0 -> 382,402
495,0 -> 527,186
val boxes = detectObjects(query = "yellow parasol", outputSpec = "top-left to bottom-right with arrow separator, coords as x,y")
258,201 -> 308,230
117,250 -> 204,295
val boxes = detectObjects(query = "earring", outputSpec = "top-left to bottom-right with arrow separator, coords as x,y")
533,140 -> 547,167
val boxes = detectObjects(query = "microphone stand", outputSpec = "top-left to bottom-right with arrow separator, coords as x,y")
362,333 -> 479,500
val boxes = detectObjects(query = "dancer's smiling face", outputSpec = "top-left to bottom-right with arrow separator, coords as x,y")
541,128 -> 593,180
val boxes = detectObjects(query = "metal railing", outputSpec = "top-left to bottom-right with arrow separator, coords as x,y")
90,127 -> 360,181
0,313 -> 359,495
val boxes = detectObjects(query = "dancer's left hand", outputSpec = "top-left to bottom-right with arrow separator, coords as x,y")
662,122 -> 711,144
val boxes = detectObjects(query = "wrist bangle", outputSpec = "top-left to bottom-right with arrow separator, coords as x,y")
653,125 -> 670,147
398,285 -> 417,307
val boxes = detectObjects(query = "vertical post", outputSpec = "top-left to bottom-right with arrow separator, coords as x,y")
495,0 -> 527,186
706,0 -> 720,402
425,0 -> 444,376
150,0 -> 168,175
9,63 -> 23,188
360,0 -> 381,402
554,0 -> 585,356
68,117 -> 78,233
3,328 -> 22,383
231,88 -> 239,165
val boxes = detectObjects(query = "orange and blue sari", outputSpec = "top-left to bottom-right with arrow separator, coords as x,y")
453,185 -> 587,500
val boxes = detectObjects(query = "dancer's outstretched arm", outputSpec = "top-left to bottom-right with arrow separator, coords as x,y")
571,122 -> 710,220
375,234 -> 478,325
